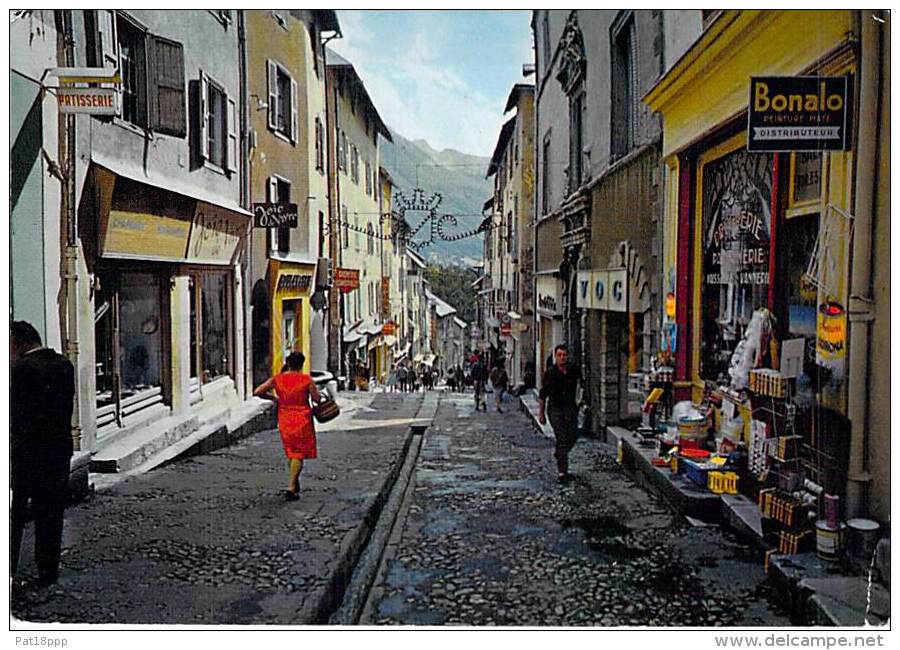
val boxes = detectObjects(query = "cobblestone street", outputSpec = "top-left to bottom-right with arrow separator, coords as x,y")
12,392 -> 424,625
366,393 -> 791,626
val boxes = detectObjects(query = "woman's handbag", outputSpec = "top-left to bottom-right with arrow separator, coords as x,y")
313,390 -> 340,423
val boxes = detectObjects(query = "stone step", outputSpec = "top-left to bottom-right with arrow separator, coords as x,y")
89,412 -> 201,473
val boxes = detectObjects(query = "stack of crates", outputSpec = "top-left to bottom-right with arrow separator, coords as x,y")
749,368 -> 788,398
708,470 -> 739,494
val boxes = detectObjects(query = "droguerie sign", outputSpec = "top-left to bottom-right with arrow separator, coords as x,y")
748,76 -> 850,151
253,203 -> 298,228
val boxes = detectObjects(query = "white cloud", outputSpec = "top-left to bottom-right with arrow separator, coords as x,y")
331,17 -> 511,156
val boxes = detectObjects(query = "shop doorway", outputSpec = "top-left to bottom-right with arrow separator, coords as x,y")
94,271 -> 167,434
282,299 -> 300,363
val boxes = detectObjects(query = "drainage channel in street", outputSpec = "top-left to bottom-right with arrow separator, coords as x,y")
327,396 -> 437,625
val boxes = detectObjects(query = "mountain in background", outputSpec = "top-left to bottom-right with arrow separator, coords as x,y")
380,130 -> 492,266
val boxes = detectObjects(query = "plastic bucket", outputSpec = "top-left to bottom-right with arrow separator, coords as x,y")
815,520 -> 846,561
846,518 -> 880,571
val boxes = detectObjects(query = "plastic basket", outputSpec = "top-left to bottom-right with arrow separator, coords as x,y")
681,458 -> 711,487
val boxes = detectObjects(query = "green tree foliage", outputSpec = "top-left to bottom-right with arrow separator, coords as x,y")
425,264 -> 479,325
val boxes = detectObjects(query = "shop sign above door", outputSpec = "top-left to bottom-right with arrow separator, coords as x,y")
57,88 -> 117,115
253,203 -> 298,228
334,268 -> 360,293
748,76 -> 850,152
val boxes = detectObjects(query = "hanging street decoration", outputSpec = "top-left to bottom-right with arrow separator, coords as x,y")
320,186 -> 499,251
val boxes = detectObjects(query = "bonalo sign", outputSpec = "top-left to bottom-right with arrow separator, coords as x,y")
253,203 -> 298,228
748,76 -> 850,152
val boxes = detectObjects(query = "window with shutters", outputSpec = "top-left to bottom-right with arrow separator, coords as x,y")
339,131 -> 348,172
87,12 -> 186,137
117,16 -> 147,128
268,176 -> 292,254
541,132 -> 551,215
267,60 -> 297,143
351,146 -> 360,184
206,81 -> 227,168
342,205 -> 349,246
198,71 -> 237,173
148,36 -> 186,137
568,88 -> 585,192
610,12 -> 637,160
365,160 -> 372,195
315,117 -> 325,173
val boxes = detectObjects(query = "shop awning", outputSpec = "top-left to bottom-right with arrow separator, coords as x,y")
92,151 -> 252,217
508,310 -> 522,320
383,335 -> 397,347
413,353 -> 425,363
343,331 -> 365,345
422,354 -> 436,366
395,343 -> 411,359
486,317 -> 501,328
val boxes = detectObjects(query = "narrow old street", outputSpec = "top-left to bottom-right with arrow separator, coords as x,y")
364,393 -> 790,626
13,391 -> 789,626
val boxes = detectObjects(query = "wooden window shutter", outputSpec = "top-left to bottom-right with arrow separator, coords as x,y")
267,60 -> 277,130
98,11 -> 120,115
290,77 -> 298,143
226,95 -> 238,172
148,36 -> 186,137
99,10 -> 119,69
198,71 -> 209,161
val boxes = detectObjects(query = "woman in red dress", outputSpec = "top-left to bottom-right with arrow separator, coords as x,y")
254,352 -> 323,500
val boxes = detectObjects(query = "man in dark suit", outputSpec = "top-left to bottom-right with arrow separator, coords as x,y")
538,344 -> 582,483
10,320 -> 75,588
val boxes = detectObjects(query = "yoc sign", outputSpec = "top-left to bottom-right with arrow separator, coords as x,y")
748,76 -> 850,152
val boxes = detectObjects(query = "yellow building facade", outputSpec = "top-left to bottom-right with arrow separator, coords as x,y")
247,10 -> 337,383
645,10 -> 890,520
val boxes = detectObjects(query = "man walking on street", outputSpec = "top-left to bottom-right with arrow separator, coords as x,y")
471,354 -> 487,411
10,321 -> 75,588
491,362 -> 509,413
538,344 -> 582,484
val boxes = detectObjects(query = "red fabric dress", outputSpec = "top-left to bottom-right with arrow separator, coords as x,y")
273,372 -> 317,460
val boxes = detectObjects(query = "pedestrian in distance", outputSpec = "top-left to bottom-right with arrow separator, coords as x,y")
491,362 -> 509,413
397,363 -> 409,392
538,344 -> 582,484
455,365 -> 465,393
471,354 -> 488,411
254,352 -> 324,501
10,320 -> 75,589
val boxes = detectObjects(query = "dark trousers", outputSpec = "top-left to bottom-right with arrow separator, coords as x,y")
11,454 -> 70,581
548,405 -> 578,474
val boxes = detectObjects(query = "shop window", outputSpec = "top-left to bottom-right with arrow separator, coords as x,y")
190,272 -> 231,384
283,300 -> 299,361
94,271 -> 165,431
267,59 -> 297,142
784,213 -> 820,339
699,147 -> 773,384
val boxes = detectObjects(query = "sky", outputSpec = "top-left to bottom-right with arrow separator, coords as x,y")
329,10 -> 534,158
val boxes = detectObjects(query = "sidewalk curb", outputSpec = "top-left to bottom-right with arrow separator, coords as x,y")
518,390 -> 554,439
297,392 -> 436,624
